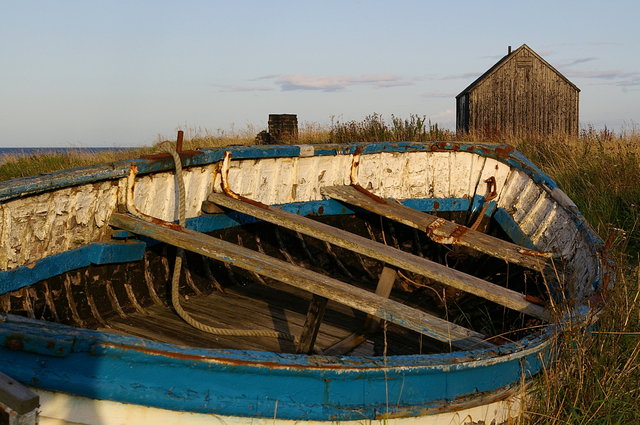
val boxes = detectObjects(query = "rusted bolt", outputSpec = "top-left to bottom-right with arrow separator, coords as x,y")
6,336 -> 24,351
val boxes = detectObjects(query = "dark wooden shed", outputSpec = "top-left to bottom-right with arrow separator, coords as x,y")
456,44 -> 580,137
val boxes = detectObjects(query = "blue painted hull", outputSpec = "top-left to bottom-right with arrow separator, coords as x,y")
0,314 -> 551,420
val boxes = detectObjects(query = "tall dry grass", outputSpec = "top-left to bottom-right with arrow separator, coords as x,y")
528,261 -> 640,424
511,129 -> 640,424
0,148 -> 152,182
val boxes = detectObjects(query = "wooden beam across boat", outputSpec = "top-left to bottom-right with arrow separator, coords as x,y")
205,193 -> 551,322
109,212 -> 494,350
321,185 -> 549,271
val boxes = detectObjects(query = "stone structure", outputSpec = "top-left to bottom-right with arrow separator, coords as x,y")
268,114 -> 298,143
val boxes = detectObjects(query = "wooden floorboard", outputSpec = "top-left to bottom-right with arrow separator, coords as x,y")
219,282 -> 365,340
105,284 -> 360,352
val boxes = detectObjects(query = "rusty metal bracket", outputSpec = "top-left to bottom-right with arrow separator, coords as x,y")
349,145 -> 363,185
425,218 -> 471,245
122,131 -> 192,222
348,146 -> 388,204
470,176 -> 497,230
140,131 -> 200,160
219,151 -> 270,210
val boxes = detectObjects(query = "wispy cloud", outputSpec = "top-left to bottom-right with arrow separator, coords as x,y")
439,72 -> 480,80
560,57 -> 599,67
543,41 -> 622,48
217,73 -> 412,93
271,74 -> 412,92
584,41 -> 623,47
249,74 -> 281,81
562,68 -> 640,91
618,77 -> 640,87
215,84 -> 275,93
564,70 -> 639,80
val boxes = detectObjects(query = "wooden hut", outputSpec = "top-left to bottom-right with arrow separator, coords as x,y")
456,44 -> 580,137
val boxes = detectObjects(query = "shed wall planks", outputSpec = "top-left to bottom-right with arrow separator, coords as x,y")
457,45 -> 579,137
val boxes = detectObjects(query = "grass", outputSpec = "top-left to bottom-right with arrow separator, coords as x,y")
1,115 -> 638,422
528,262 -> 640,424
513,130 -> 640,424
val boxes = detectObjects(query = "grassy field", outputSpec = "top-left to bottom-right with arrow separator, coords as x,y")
1,115 -> 638,423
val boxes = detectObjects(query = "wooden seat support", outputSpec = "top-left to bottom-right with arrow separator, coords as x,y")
297,295 -> 329,354
322,266 -> 397,356
321,185 -> 549,271
109,212 -> 494,350
205,193 -> 551,322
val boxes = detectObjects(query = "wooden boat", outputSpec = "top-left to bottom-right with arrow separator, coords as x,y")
0,140 -> 608,424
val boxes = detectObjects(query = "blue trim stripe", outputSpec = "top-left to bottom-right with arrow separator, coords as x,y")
403,197 -> 470,212
0,241 -> 145,295
493,208 -> 535,249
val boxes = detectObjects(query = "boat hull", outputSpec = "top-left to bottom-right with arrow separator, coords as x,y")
0,142 -> 606,423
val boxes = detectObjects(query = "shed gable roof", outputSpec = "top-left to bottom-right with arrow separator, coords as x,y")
455,44 -> 580,98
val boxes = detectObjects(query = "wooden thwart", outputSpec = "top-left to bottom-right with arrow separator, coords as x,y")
321,185 -> 549,271
109,212 -> 493,350
205,193 -> 551,322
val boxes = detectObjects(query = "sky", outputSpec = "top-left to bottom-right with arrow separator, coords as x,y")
1,0 -> 639,147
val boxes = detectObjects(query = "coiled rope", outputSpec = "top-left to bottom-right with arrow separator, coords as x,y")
157,141 -> 297,342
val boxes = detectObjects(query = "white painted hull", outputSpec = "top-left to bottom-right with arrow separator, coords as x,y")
35,388 -> 524,425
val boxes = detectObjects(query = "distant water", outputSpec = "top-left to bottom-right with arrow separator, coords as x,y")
0,147 -> 133,158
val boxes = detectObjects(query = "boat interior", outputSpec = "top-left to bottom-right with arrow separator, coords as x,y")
1,185 -> 555,356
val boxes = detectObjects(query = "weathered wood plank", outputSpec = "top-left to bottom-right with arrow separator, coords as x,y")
0,371 -> 39,420
297,295 -> 329,354
321,185 -> 548,271
322,332 -> 368,356
364,267 -> 397,331
205,193 -> 551,322
109,212 -> 493,350
324,267 -> 398,356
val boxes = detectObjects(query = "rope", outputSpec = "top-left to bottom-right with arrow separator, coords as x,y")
157,142 -> 297,342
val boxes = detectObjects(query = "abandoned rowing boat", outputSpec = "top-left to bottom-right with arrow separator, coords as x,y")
0,140 -> 608,424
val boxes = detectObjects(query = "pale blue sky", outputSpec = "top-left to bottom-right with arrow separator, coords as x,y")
1,0 -> 638,147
